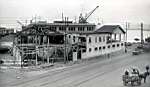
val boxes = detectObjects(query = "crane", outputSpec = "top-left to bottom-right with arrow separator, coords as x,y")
16,20 -> 28,30
79,6 -> 99,23
17,20 -> 24,26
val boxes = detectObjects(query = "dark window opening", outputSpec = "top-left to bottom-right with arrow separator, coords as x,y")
87,27 -> 92,31
103,36 -> 105,42
95,47 -> 98,51
78,27 -> 84,31
59,26 -> 66,31
99,37 -> 101,42
89,48 -> 92,52
89,37 -> 91,43
82,49 -> 86,53
117,44 -> 120,47
73,36 -> 75,42
103,46 -> 105,49
112,44 -> 115,47
95,37 -> 97,43
99,47 -> 101,50
68,35 -> 71,38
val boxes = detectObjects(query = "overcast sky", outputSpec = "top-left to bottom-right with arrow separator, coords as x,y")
0,0 -> 150,27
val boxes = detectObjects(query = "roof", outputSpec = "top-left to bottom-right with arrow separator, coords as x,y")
95,25 -> 125,34
27,22 -> 96,26
16,25 -> 63,36
0,27 -> 6,30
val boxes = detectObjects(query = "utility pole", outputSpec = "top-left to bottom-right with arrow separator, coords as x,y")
125,22 -> 129,53
62,13 -> 64,22
125,22 -> 128,43
64,17 -> 68,64
141,22 -> 144,45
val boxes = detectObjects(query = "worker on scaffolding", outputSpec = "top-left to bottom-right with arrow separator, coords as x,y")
125,70 -> 129,76
132,68 -> 139,76
146,65 -> 150,75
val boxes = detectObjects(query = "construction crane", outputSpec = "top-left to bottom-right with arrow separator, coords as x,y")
17,20 -> 24,26
79,6 -> 99,23
16,20 -> 28,30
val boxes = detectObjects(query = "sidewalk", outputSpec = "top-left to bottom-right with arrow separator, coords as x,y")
0,49 -> 131,70
0,47 -> 134,79
0,49 -> 133,87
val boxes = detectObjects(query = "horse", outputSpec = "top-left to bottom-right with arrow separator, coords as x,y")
139,71 -> 149,83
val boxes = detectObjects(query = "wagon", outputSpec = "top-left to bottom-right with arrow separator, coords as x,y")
122,75 -> 142,86
132,51 -> 140,55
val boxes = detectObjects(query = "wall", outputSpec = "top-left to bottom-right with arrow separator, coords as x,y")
81,34 -> 125,59
67,34 -> 79,44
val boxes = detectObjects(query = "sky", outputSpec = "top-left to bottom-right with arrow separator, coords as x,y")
0,0 -> 150,28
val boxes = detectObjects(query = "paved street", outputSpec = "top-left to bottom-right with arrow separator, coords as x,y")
0,52 -> 150,87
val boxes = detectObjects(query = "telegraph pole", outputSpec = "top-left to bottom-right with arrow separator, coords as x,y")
125,22 -> 129,53
141,22 -> 144,45
125,22 -> 128,43
64,17 -> 68,64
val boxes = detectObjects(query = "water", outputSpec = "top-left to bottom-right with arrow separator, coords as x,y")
127,30 -> 150,42
0,42 -> 13,47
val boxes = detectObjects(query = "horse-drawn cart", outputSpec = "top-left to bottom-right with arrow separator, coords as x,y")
122,66 -> 150,86
122,75 -> 142,86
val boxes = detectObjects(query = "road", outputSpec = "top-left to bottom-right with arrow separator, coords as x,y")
0,52 -> 150,87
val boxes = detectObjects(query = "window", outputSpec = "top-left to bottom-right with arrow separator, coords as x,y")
117,44 -> 120,47
99,37 -> 101,42
87,27 -> 92,31
78,27 -> 84,31
103,36 -> 105,42
87,27 -> 89,31
95,47 -> 98,51
59,27 -> 62,30
99,47 -> 101,50
68,27 -> 71,31
59,26 -> 66,31
73,28 -> 75,31
78,27 -> 81,31
103,46 -> 105,49
89,48 -> 92,52
73,36 -> 75,42
107,36 -> 110,41
87,27 -> 94,31
95,37 -> 97,43
72,27 -> 75,31
82,27 -> 85,31
112,44 -> 115,47
50,26 -> 56,31
89,37 -> 91,43
68,35 -> 71,38
91,27 -> 94,31
82,49 -> 86,53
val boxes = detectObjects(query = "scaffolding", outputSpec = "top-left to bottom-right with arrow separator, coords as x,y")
13,25 -> 73,67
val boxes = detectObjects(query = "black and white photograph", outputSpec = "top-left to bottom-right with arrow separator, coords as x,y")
0,0 -> 150,87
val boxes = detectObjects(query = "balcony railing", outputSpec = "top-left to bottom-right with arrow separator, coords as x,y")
106,40 -> 122,44
78,42 -> 86,46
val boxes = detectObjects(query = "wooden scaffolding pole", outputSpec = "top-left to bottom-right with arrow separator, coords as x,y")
35,35 -> 38,66
47,36 -> 50,64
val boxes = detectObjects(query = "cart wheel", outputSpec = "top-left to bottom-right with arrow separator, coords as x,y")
131,81 -> 134,86
137,81 -> 141,85
123,81 -> 127,86
138,82 -> 141,85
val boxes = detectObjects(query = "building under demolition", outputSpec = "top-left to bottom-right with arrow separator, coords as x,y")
0,27 -> 14,38
12,21 -> 126,66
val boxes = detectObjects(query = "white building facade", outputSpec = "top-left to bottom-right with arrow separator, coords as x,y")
78,25 -> 126,59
